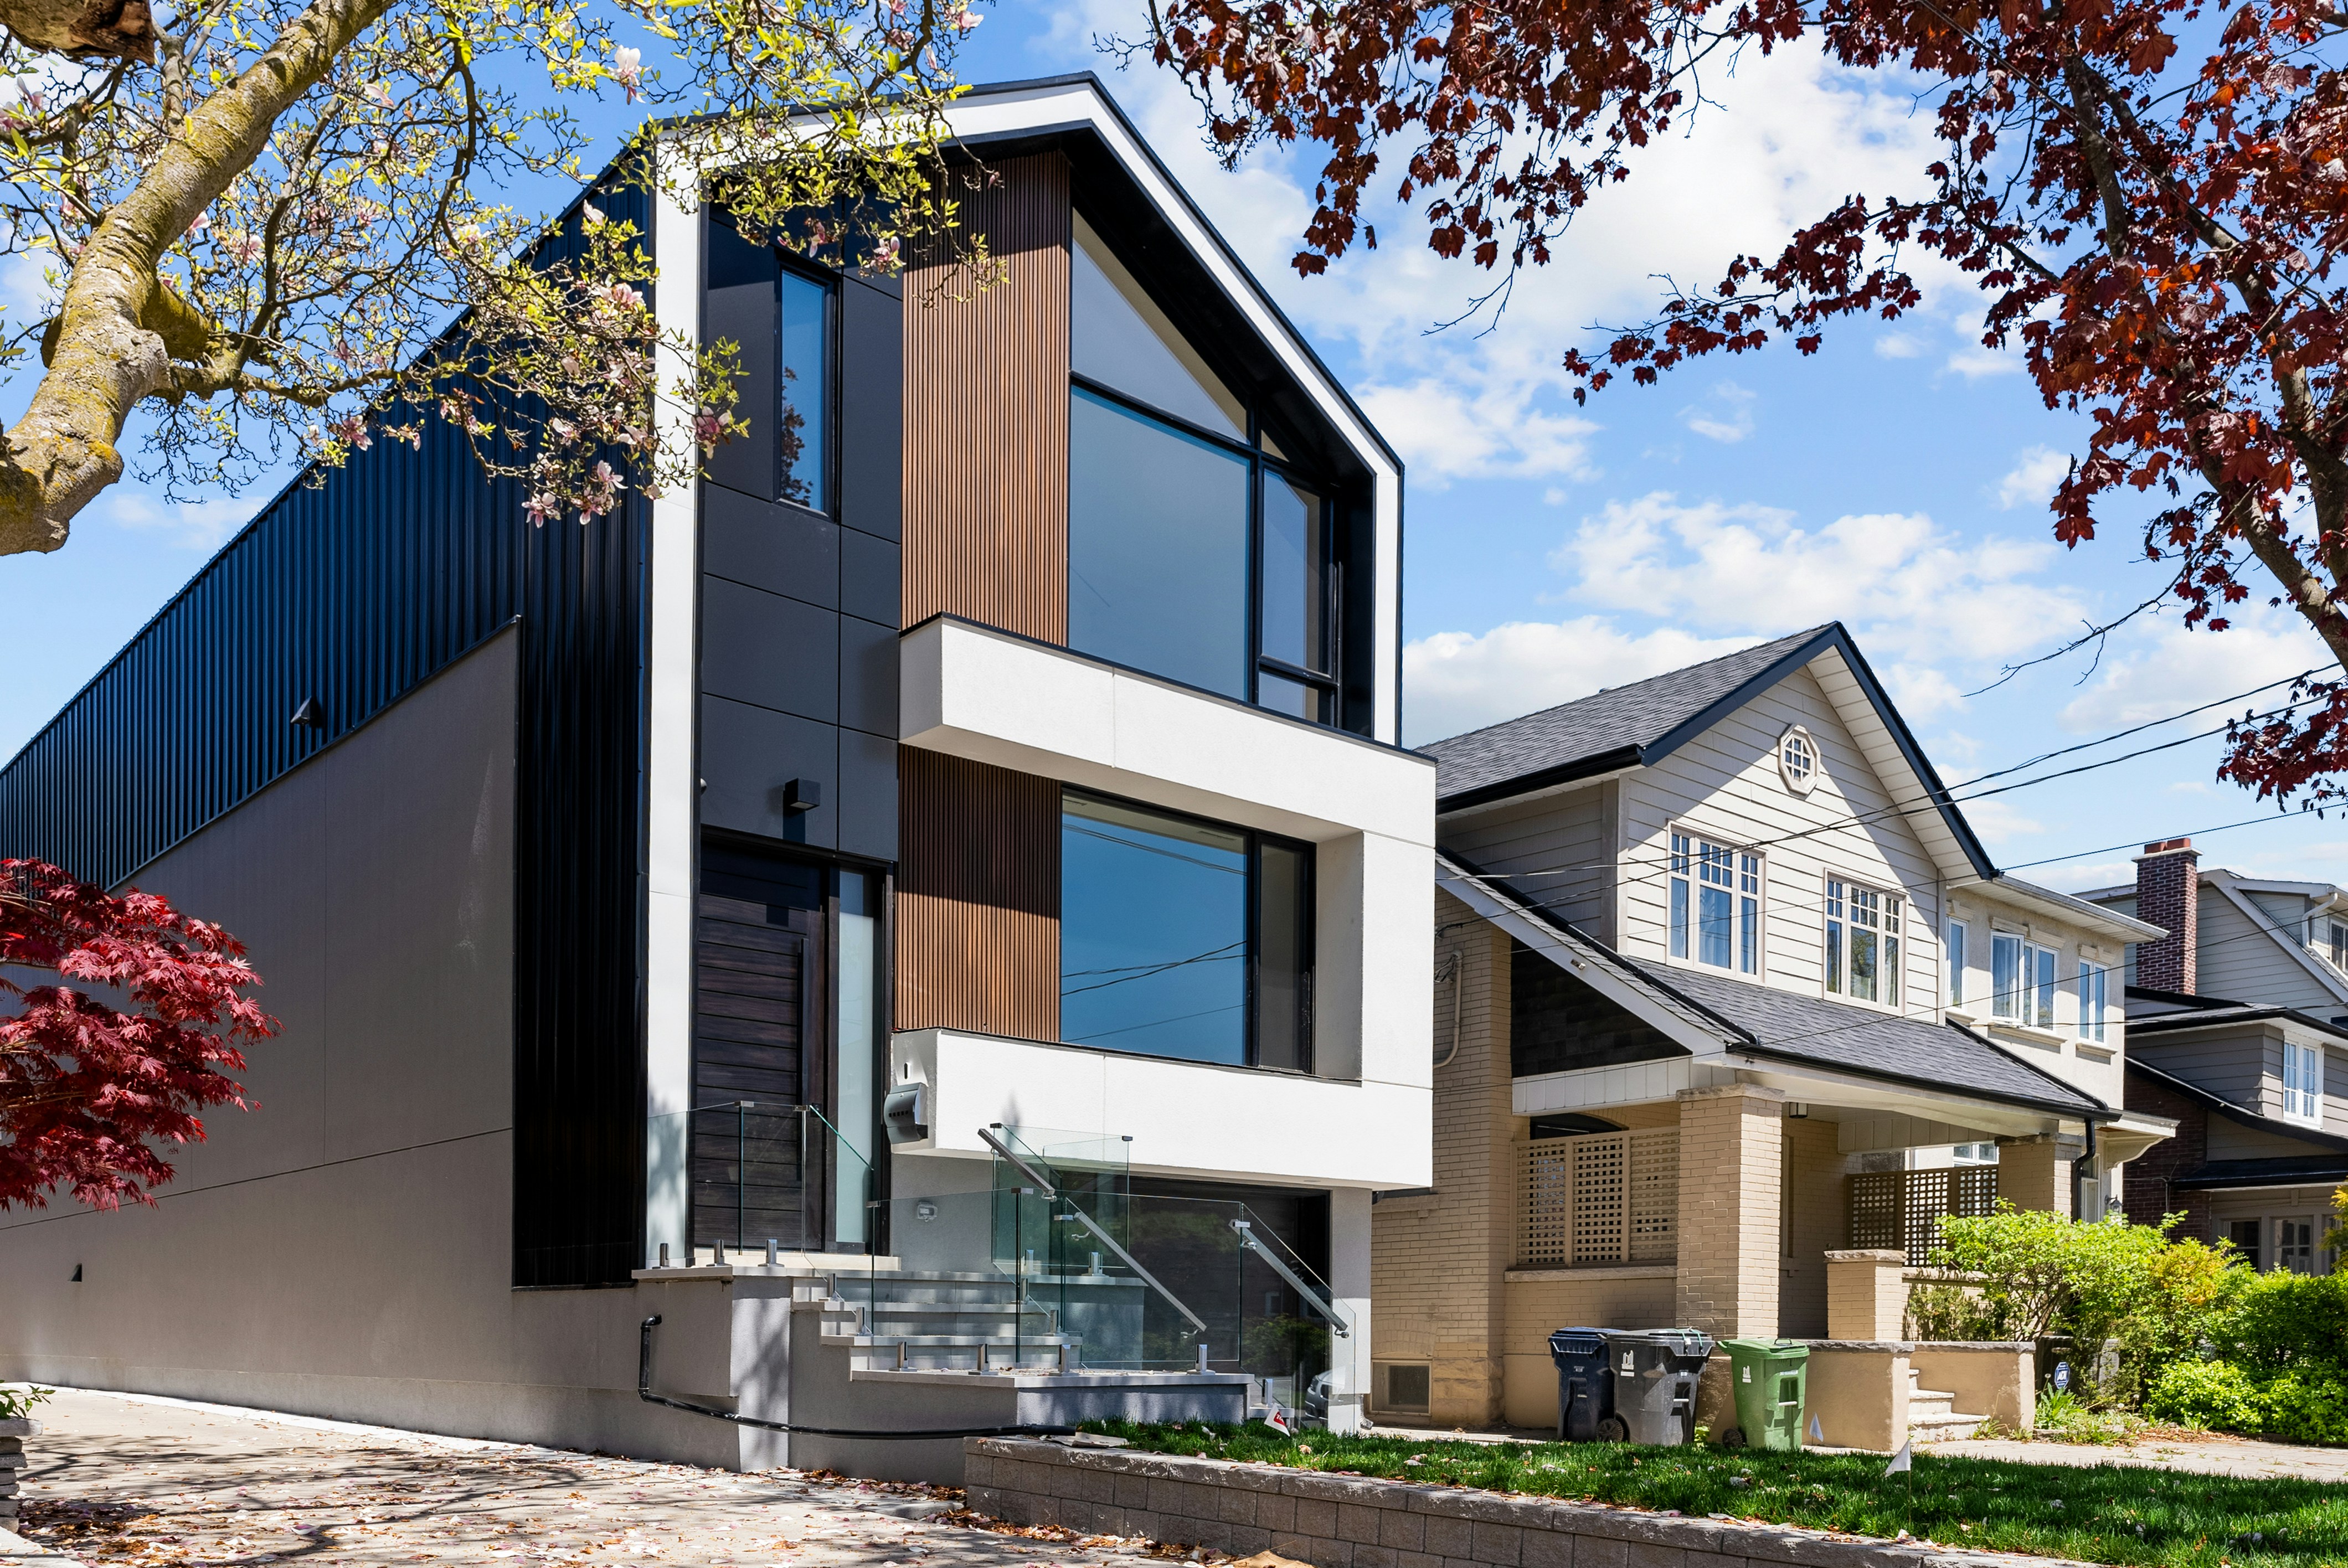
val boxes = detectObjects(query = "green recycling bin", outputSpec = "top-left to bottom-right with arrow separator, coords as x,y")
1718,1338 -> 1809,1451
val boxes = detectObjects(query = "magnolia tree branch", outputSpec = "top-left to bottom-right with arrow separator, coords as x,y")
0,0 -> 389,553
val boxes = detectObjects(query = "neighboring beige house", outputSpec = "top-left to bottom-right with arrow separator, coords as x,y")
1371,624 -> 2174,1432
2078,842 -> 2348,1271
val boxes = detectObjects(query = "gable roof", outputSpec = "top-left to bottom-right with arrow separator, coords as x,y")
1441,850 -> 2105,1120
1422,622 -> 1995,879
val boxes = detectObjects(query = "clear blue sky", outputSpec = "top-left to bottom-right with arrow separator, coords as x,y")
7,0 -> 2340,896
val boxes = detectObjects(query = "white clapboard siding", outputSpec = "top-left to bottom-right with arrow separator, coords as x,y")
1618,663 -> 1942,1008
1444,781 -> 1613,943
2198,895 -> 2341,1013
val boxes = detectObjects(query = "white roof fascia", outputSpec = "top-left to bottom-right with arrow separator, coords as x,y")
1803,647 -> 1980,886
933,79 -> 1405,745
1434,765 -> 1635,824
2206,874 -> 2348,1005
1436,855 -> 1738,1055
1977,877 -> 2166,943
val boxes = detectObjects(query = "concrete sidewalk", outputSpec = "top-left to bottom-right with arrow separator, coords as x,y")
4,1390 -> 1166,1568
1926,1430 -> 2348,1482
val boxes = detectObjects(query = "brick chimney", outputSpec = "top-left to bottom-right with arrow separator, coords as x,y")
2134,838 -> 2200,993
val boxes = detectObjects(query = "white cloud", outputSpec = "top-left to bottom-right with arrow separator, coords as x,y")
1403,618 -> 1757,743
1996,446 -> 2070,510
1681,382 -> 1756,444
2057,606 -> 2334,734
1946,311 -> 2023,379
1356,377 -> 1599,487
1882,663 -> 1965,719
1874,332 -> 1924,359
101,491 -> 253,550
1959,798 -> 2046,847
1548,492 -> 2085,666
2048,859 -> 2139,894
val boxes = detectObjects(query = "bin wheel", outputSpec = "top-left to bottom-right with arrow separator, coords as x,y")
1596,1415 -> 1629,1443
1719,1427 -> 1745,1449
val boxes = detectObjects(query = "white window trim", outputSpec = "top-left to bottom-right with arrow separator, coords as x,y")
1947,919 -> 1970,1012
1777,725 -> 1819,796
2077,957 -> 2110,1044
1666,824 -> 1764,980
1989,932 -> 2062,1033
2282,1040 -> 2324,1126
1822,870 -> 1906,1012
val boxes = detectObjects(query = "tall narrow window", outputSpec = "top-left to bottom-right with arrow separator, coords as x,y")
2278,1216 -> 2317,1273
2028,944 -> 2057,1029
1671,831 -> 1760,974
1059,788 -> 1311,1068
835,871 -> 878,1246
2078,960 -> 2109,1043
702,214 -> 832,510
2284,1041 -> 2323,1123
1992,933 -> 2021,1020
1948,921 -> 1969,1007
1826,878 -> 1902,1004
1069,213 -> 1344,729
2330,920 -> 2348,971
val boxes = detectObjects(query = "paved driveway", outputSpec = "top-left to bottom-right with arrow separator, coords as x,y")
1,1391 -> 1171,1568
1926,1431 -> 2348,1483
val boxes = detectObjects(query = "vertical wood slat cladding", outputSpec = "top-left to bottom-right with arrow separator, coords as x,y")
897,747 -> 1060,1039
903,152 -> 1072,640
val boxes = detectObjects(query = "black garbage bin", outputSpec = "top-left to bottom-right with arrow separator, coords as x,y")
1547,1327 -> 1613,1441
1600,1329 -> 1714,1445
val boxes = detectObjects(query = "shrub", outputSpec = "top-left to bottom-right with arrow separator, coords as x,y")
1903,1282 -> 1999,1342
2145,1359 -> 2262,1430
2255,1368 -> 2348,1446
0,1386 -> 51,1421
2210,1268 -> 2348,1378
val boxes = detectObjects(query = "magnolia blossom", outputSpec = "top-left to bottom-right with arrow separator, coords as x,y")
220,231 -> 264,265
612,45 -> 643,102
951,7 -> 980,30
581,202 -> 606,230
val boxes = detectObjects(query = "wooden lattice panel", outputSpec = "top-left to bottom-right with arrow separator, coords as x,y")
1848,1171 -> 1901,1252
1518,1138 -> 1577,1268
1848,1165 -> 2006,1265
1517,1128 -> 1680,1268
1626,1128 -> 1680,1262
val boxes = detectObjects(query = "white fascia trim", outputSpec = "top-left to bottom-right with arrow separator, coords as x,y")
933,79 -> 1405,745
1436,854 -> 1736,1054
1976,878 -> 2166,944
2208,873 -> 2348,1004
1804,648 -> 1978,886
642,150 -> 704,1267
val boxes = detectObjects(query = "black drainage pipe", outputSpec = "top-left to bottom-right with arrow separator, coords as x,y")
637,1315 -> 1079,1441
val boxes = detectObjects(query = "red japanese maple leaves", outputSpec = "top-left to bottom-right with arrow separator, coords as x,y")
1147,0 -> 2348,800
0,859 -> 274,1210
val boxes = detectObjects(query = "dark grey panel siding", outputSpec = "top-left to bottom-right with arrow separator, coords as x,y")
0,186 -> 656,1291
698,249 -> 903,866
1510,938 -> 1690,1076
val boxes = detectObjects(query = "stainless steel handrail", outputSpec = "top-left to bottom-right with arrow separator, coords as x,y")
978,1125 -> 1211,1341
1231,1219 -> 1350,1337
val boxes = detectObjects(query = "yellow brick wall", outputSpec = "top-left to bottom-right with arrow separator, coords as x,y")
1500,1273 -> 1678,1427
1674,1084 -> 1784,1337
1370,893 -> 1513,1426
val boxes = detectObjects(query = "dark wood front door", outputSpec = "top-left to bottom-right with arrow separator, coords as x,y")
693,844 -> 830,1251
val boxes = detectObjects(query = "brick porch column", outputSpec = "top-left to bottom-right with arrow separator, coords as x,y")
1999,1136 -> 2073,1217
1824,1249 -> 1912,1340
1675,1084 -> 1784,1337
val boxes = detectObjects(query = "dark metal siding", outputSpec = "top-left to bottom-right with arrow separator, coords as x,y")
0,183 -> 655,1291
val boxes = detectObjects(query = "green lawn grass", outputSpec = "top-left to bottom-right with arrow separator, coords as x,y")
1072,1420 -> 2348,1567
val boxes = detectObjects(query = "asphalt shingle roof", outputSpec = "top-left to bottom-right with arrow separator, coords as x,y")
1616,951 -> 2109,1116
1423,627 -> 1832,804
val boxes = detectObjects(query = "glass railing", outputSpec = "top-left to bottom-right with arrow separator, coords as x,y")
969,1123 -> 1351,1417
646,1101 -> 875,1264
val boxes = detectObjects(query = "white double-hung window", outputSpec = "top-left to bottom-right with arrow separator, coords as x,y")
1991,933 -> 2057,1029
1669,831 -> 1761,974
1825,879 -> 1901,1005
2078,960 -> 2109,1043
2283,1041 -> 2324,1123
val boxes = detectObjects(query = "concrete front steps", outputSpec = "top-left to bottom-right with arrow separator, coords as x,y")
1906,1365 -> 1986,1442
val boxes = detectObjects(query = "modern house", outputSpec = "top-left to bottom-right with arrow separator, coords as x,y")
2080,842 -> 2348,1270
1369,627 -> 2173,1433
0,75 -> 1433,1476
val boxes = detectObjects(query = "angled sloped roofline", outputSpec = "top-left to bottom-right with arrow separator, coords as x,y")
1440,847 -> 2107,1119
1435,622 -> 1995,879
2128,1056 -> 2348,1151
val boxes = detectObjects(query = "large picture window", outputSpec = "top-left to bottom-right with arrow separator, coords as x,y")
1825,878 -> 1901,1005
1068,217 -> 1341,725
1059,789 -> 1312,1069
702,214 -> 833,511
1669,832 -> 1760,975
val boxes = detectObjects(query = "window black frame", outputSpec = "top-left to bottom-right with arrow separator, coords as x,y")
1058,784 -> 1316,1072
699,208 -> 842,518
1068,368 -> 1342,726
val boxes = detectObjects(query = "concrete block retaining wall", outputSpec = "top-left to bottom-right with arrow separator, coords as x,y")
963,1438 -> 2086,1568
0,1419 -> 34,1526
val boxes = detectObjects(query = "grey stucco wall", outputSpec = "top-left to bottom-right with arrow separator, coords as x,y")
964,1438 -> 2089,1568
0,628 -> 743,1467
